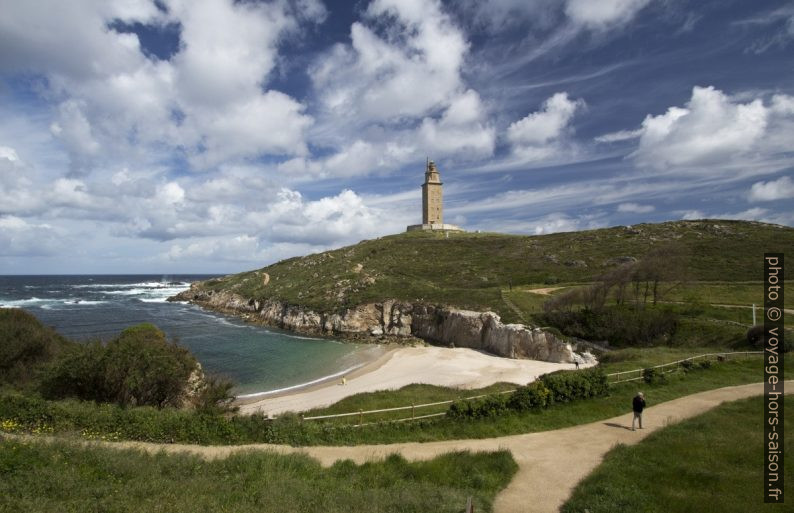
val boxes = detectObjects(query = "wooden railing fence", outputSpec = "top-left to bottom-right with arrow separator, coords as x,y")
293,351 -> 763,427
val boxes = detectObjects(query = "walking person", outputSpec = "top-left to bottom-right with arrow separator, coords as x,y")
632,392 -> 645,431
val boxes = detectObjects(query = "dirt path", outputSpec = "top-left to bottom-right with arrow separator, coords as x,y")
525,286 -> 566,295
9,381 -> 784,512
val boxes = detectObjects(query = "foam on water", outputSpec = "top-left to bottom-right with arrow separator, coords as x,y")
0,275 -> 375,394
236,363 -> 365,399
0,297 -> 110,309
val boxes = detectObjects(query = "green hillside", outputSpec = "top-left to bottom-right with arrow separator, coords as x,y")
196,220 -> 793,320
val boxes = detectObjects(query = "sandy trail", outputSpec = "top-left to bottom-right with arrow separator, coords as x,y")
524,287 -> 566,295
238,346 -> 585,416
13,381 -> 782,513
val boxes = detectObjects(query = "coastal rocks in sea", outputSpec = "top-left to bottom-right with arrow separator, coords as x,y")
170,290 -> 578,364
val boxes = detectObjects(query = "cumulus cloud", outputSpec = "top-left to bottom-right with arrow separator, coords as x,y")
49,100 -> 101,173
617,202 -> 654,213
471,212 -> 606,235
1,0 -> 318,173
310,0 -> 467,125
507,92 -> 585,160
0,216 -> 61,256
160,187 -> 407,266
261,188 -> 403,245
679,206 -> 791,225
303,1 -> 494,175
0,147 -> 47,215
0,147 -> 20,162
749,176 -> 794,201
632,86 -> 793,170
715,207 -> 769,221
166,235 -> 264,263
679,210 -> 705,221
417,90 -> 496,158
565,0 -> 652,29
594,128 -> 643,143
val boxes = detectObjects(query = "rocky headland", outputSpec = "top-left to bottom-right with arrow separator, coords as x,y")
169,287 -> 593,365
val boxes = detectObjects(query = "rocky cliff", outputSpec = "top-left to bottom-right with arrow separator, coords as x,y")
170,288 -> 591,364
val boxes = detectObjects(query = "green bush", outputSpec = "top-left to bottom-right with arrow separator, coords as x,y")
449,368 -> 608,419
540,367 -> 609,403
507,381 -> 551,411
40,324 -> 198,408
0,308 -> 73,385
193,375 -> 237,414
642,367 -> 667,384
447,395 -> 509,419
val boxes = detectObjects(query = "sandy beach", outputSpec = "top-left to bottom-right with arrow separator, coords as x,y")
238,346 -> 589,416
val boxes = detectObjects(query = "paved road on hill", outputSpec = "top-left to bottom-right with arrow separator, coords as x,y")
39,381 -> 782,512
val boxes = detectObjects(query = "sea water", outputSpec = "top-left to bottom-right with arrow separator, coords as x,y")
0,275 -> 382,395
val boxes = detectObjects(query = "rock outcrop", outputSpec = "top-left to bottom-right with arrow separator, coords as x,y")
411,305 -> 575,362
170,289 -> 582,364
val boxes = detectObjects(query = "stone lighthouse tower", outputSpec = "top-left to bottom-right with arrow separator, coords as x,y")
422,160 -> 443,224
406,160 -> 463,232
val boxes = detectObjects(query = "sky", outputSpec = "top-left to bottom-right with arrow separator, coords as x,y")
0,0 -> 793,274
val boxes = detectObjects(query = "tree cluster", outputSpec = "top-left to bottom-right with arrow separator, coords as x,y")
540,244 -> 688,346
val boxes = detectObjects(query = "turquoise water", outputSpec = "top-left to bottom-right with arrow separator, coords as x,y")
0,275 -> 381,395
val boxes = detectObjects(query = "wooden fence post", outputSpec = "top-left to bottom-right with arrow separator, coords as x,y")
465,496 -> 474,513
359,409 -> 363,426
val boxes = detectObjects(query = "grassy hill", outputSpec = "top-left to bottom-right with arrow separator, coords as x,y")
197,220 -> 793,321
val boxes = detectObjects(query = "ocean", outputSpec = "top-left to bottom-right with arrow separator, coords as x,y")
0,275 -> 383,396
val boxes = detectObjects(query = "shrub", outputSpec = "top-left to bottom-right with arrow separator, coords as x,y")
447,395 -> 509,419
540,367 -> 609,404
507,382 -> 551,411
680,360 -> 694,371
193,375 -> 237,414
449,368 -> 608,419
38,342 -> 105,401
40,324 -> 198,408
0,309 -> 73,385
642,367 -> 667,384
698,360 -> 712,370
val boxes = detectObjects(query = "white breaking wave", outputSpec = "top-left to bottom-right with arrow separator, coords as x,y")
77,281 -> 191,302
0,297 -> 49,308
235,363 -> 365,399
72,281 -> 191,289
0,297 -> 109,309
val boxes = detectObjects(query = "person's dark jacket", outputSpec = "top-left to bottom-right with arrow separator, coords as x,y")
633,395 -> 646,413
